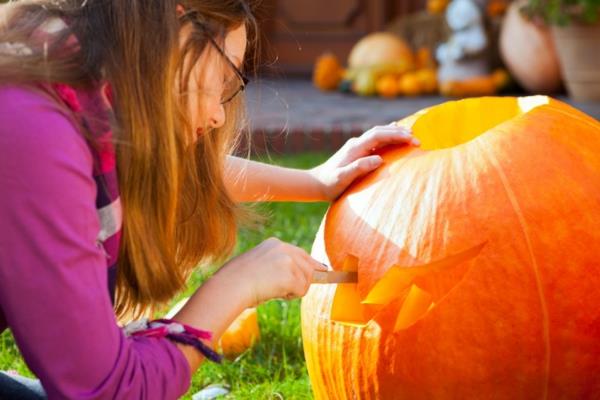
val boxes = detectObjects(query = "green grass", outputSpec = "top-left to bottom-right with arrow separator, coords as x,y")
0,152 -> 331,399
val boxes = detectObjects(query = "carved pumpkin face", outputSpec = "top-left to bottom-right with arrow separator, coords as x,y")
301,97 -> 600,399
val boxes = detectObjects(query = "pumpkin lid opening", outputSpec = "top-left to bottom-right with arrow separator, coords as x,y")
411,96 -> 550,150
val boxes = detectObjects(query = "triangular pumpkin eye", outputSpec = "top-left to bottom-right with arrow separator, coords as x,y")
364,242 -> 486,305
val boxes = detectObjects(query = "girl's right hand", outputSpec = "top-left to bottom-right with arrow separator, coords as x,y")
220,237 -> 328,307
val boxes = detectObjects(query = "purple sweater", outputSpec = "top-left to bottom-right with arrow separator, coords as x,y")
0,86 -> 191,399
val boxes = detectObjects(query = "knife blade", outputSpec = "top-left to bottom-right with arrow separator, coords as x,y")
312,270 -> 358,284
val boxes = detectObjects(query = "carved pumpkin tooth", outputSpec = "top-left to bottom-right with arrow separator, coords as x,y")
330,283 -> 381,326
393,285 -> 434,332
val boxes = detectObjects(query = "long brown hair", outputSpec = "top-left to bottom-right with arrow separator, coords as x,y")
0,0 -> 259,318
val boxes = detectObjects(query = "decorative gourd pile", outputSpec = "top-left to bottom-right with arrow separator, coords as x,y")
313,32 -> 440,98
301,96 -> 600,399
313,32 -> 509,99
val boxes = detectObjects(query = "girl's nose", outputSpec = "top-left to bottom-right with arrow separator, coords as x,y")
208,104 -> 226,129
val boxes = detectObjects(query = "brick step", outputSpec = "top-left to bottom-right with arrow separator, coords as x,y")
243,79 -> 600,155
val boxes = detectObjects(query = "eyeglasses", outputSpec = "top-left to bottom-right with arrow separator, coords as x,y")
205,34 -> 249,105
180,9 -> 249,105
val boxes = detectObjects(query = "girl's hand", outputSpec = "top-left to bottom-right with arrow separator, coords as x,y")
219,238 -> 327,307
309,125 -> 419,201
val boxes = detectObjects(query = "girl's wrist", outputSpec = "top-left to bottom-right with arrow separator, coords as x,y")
213,259 -> 258,309
306,167 -> 330,202
169,262 -> 255,372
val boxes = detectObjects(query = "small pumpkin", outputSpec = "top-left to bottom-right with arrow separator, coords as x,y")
313,53 -> 344,92
398,73 -> 422,97
353,69 -> 378,97
165,299 -> 260,359
439,69 -> 509,97
302,96 -> 600,399
376,74 -> 401,98
427,0 -> 450,14
487,0 -> 509,17
415,68 -> 438,94
415,47 -> 436,70
491,69 -> 510,89
218,307 -> 260,359
348,32 -> 414,71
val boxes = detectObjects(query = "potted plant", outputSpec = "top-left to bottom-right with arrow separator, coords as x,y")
523,0 -> 600,100
499,0 -> 563,94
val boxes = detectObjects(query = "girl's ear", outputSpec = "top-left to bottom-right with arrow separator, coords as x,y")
176,4 -> 186,17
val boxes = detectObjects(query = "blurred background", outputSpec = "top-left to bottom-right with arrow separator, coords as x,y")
245,0 -> 600,155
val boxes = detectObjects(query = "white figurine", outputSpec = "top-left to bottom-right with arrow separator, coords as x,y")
436,0 -> 490,82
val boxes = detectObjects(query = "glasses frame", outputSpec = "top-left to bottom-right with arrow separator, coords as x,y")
181,10 -> 249,105
204,34 -> 249,105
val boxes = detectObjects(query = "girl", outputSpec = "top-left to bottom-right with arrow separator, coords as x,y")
0,1 -> 418,398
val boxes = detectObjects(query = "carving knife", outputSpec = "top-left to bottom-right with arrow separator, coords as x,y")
311,270 -> 358,284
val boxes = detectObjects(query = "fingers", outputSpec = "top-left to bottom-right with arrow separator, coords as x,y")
290,265 -> 310,298
289,245 -> 326,286
264,240 -> 326,300
347,125 -> 420,159
337,155 -> 383,185
284,244 -> 327,297
368,126 -> 420,148
297,247 -> 328,272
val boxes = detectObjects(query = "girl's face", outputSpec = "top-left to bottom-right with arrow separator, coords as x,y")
186,24 -> 248,138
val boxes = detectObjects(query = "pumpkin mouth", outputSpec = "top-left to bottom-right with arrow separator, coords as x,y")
410,96 -> 550,150
330,243 -> 486,331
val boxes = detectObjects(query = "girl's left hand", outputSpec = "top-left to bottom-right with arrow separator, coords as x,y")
309,124 -> 419,202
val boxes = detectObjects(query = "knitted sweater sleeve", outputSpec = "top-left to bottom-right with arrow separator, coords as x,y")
0,86 -> 191,399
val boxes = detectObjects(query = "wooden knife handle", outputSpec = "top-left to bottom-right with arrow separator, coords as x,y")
312,270 -> 358,284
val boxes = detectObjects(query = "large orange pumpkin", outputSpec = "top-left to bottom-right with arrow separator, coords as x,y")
301,96 -> 600,399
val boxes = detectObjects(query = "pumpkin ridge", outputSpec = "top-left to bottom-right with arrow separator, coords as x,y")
545,102 -> 600,131
479,141 -> 551,399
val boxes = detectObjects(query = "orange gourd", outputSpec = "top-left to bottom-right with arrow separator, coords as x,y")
427,0 -> 450,14
440,69 -> 509,97
487,0 -> 509,17
415,68 -> 438,94
313,53 -> 344,91
218,307 -> 260,359
398,73 -> 422,97
302,97 -> 600,399
376,74 -> 401,98
415,47 -> 436,70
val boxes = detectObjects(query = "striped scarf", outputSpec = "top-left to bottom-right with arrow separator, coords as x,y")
50,82 -> 122,304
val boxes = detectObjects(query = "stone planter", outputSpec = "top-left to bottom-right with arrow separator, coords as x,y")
499,0 -> 562,94
552,23 -> 600,101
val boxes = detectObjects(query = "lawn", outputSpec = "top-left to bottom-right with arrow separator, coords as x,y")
0,152 -> 331,399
